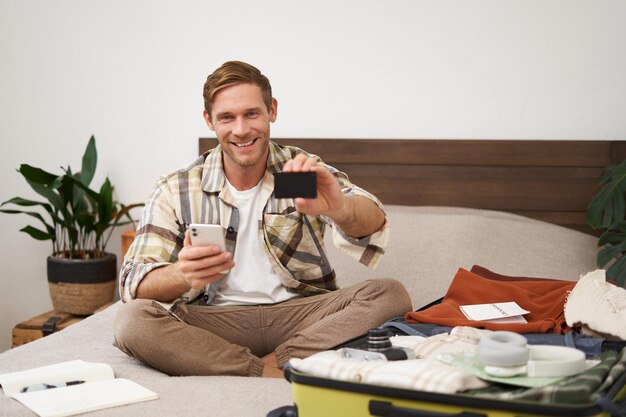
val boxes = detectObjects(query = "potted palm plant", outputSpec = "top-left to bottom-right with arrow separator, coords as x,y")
586,158 -> 626,287
0,135 -> 142,315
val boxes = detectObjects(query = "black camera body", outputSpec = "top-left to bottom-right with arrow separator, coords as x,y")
341,327 -> 415,362
365,327 -> 414,361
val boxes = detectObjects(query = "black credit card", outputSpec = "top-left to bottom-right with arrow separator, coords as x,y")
273,172 -> 317,198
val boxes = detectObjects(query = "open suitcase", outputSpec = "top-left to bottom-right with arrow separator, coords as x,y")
269,316 -> 626,417
268,268 -> 626,417
269,363 -> 626,417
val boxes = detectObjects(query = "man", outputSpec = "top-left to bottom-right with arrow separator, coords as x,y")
114,61 -> 412,377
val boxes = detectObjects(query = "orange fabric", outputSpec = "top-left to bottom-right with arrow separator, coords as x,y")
405,268 -> 576,334
469,265 -> 566,283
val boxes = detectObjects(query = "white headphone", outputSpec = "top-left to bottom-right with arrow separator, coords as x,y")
478,331 -> 586,378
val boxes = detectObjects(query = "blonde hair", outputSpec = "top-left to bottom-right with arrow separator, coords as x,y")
203,61 -> 273,117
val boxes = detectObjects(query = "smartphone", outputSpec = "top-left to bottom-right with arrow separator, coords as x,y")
188,224 -> 229,273
273,172 -> 317,198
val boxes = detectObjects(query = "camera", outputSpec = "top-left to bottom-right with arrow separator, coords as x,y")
341,327 -> 415,361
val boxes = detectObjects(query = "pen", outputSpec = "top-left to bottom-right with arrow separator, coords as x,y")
20,380 -> 85,393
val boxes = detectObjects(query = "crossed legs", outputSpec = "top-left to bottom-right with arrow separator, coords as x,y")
114,278 -> 412,377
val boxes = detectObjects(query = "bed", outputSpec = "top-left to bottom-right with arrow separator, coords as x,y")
0,138 -> 619,417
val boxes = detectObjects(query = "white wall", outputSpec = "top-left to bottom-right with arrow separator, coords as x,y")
1,0 -> 625,353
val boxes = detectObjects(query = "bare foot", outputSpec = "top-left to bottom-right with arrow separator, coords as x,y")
261,365 -> 284,378
261,352 -> 284,378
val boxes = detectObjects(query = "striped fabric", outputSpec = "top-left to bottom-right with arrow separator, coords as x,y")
289,350 -> 488,394
471,348 -> 626,405
119,141 -> 389,304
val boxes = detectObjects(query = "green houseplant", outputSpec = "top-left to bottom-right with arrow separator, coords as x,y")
586,158 -> 626,287
0,135 -> 142,314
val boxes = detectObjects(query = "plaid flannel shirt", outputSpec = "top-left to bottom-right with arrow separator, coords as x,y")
120,141 -> 389,305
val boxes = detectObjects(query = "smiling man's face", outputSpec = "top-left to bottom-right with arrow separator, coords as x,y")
204,83 -> 277,177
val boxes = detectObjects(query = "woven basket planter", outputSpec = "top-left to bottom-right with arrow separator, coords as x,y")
47,253 -> 117,316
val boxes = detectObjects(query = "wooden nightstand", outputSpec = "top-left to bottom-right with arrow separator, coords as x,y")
12,302 -> 114,347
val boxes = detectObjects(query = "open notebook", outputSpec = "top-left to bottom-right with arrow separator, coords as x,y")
0,360 -> 158,417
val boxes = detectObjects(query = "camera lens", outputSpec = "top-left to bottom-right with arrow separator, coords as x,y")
366,327 -> 392,352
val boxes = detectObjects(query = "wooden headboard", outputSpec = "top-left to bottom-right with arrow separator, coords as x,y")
199,138 -> 626,235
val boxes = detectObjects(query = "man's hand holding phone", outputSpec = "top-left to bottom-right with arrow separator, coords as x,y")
177,224 -> 234,290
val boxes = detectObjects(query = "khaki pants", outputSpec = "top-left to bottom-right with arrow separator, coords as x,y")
114,278 -> 412,377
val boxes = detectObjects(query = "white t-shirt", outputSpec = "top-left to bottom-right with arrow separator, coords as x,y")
211,179 -> 300,306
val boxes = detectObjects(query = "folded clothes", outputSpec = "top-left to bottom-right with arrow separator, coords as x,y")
393,326 -> 489,360
288,349 -> 488,394
382,319 -> 610,358
405,268 -> 576,334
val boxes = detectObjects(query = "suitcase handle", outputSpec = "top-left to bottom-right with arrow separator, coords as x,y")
266,405 -> 297,417
369,400 -> 487,417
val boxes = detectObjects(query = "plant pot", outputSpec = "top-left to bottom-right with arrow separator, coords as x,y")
47,253 -> 117,316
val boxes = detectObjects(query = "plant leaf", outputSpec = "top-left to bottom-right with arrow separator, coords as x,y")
97,178 -> 115,227
0,208 -> 56,237
58,173 -> 76,210
597,222 -> 626,246
18,164 -> 58,186
2,135 -> 143,257
586,159 -> 626,229
18,166 -> 65,212
606,255 -> 626,287
20,225 -> 53,241
113,203 -> 145,225
80,135 -> 97,187
1,197 -> 51,209
597,241 -> 626,268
